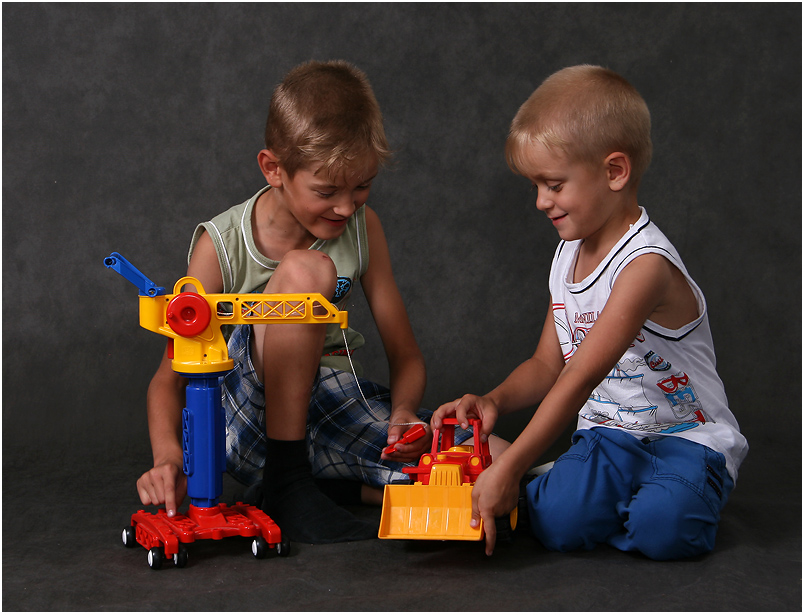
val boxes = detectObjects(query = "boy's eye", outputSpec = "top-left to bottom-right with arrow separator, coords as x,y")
530,182 -> 561,193
314,182 -> 371,198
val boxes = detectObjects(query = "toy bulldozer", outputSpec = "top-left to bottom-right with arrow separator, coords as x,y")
378,418 -> 517,542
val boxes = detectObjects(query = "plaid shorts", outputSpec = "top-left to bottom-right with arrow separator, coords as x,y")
221,325 -> 471,486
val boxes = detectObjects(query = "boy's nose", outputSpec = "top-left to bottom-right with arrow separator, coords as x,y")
334,195 -> 357,217
535,193 -> 553,212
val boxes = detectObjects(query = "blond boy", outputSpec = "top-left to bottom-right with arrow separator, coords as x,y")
434,65 -> 748,559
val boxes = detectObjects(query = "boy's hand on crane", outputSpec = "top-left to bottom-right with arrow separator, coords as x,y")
137,462 -> 187,518
433,394 -> 500,443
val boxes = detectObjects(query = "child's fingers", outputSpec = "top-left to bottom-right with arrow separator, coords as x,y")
163,476 -> 178,518
457,398 -> 499,439
454,395 -> 483,429
137,469 -> 164,507
383,424 -> 428,457
483,515 -> 497,556
136,465 -> 181,517
136,477 -> 155,507
432,400 -> 460,428
385,423 -> 405,444
480,413 -> 499,440
381,447 -> 417,462
470,485 -> 497,556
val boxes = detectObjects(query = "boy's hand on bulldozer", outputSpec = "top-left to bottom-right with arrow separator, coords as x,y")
434,394 -> 499,442
469,463 -> 520,556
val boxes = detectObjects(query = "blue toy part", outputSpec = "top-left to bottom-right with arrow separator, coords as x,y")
181,374 -> 228,508
104,252 -> 166,297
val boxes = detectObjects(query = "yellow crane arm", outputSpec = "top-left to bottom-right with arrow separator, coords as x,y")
139,276 -> 348,374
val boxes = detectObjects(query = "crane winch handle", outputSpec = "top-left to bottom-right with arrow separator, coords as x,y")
104,252 -> 166,297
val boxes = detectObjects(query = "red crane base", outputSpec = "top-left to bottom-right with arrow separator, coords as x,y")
123,502 -> 289,568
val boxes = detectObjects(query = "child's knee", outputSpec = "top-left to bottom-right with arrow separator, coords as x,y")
617,485 -> 719,560
268,250 -> 337,296
529,500 -> 587,551
527,478 -> 617,552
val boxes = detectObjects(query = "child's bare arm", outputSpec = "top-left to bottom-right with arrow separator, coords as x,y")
474,253 -> 682,554
138,350 -> 187,516
360,206 -> 430,460
433,302 -> 565,439
136,231 -> 224,515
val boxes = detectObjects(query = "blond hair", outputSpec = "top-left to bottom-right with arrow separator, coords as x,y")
506,65 -> 652,185
265,60 -> 391,180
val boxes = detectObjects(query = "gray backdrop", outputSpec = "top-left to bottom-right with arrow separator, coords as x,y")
3,4 -> 800,473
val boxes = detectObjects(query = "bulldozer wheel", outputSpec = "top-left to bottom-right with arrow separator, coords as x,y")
495,508 -> 518,544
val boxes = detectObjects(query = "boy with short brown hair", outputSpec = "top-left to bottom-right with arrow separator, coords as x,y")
137,60 -> 437,544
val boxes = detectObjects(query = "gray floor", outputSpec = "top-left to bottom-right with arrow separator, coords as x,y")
2,440 -> 801,612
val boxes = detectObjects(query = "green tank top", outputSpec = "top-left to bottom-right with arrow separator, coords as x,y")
187,185 -> 369,373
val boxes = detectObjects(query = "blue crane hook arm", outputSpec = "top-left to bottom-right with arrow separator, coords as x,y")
104,252 -> 166,297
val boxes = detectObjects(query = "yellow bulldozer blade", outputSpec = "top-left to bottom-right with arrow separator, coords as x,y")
378,481 -> 483,541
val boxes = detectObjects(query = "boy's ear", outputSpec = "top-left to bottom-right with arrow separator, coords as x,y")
258,149 -> 283,187
605,152 -> 631,191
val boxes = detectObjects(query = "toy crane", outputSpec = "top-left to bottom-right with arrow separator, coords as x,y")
104,252 -> 348,569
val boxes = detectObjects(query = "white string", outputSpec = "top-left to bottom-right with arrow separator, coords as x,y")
341,328 -> 427,429
342,328 -> 370,408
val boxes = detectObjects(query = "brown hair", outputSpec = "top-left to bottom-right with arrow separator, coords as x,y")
506,65 -> 652,185
265,60 -> 391,180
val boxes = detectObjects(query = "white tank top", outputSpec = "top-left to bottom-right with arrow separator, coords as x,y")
549,207 -> 748,480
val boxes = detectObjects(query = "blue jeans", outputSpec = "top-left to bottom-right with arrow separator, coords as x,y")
526,427 -> 733,560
